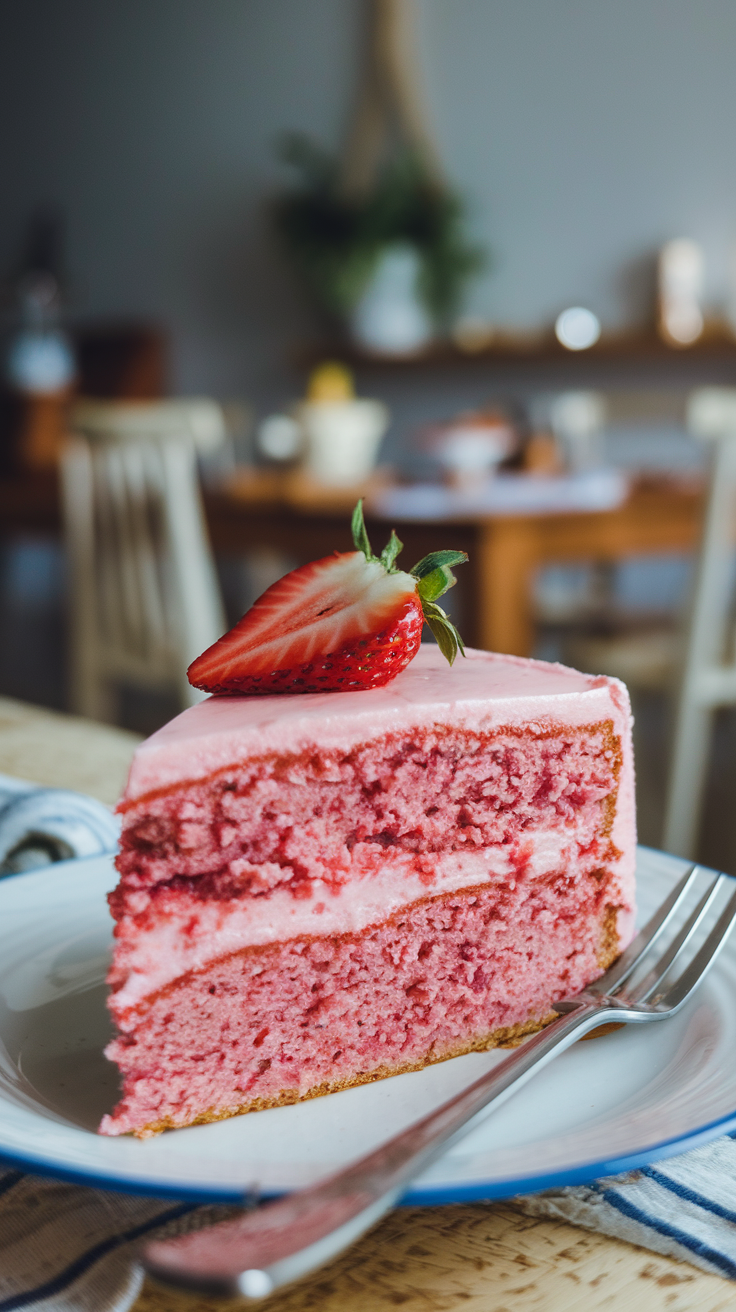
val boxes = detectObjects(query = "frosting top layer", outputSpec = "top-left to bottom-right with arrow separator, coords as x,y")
122,646 -> 628,803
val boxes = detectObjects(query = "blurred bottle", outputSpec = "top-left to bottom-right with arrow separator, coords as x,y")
4,208 -> 76,470
7,272 -> 75,396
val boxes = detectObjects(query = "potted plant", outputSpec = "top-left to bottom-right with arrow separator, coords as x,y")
274,134 -> 484,355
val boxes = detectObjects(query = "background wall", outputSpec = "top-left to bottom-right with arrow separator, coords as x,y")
2,0 -> 736,413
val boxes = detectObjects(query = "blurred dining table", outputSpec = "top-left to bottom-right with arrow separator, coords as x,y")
0,466 -> 705,658
203,468 -> 705,657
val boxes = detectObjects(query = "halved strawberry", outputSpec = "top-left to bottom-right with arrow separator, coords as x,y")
188,502 -> 467,695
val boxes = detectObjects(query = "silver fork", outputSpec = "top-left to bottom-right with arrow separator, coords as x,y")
142,865 -> 736,1302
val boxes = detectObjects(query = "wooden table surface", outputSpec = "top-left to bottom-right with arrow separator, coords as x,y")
1,466 -> 705,659
1,697 -> 732,1311
206,469 -> 705,657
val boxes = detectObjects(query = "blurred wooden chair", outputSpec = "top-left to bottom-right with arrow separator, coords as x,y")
663,388 -> 736,858
61,399 -> 227,723
564,623 -> 683,693
544,389 -> 693,694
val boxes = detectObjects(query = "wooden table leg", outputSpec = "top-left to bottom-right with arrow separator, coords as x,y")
476,519 -> 539,656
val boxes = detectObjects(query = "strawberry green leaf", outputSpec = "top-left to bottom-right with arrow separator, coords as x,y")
351,499 -> 375,561
379,530 -> 404,571
426,616 -> 458,664
415,564 -> 458,604
421,599 -> 466,666
410,550 -> 468,579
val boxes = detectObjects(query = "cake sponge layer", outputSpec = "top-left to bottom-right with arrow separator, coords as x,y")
101,871 -> 623,1138
116,722 -> 622,895
110,719 -> 630,1010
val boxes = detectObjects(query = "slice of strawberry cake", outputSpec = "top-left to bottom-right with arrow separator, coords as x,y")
100,509 -> 636,1138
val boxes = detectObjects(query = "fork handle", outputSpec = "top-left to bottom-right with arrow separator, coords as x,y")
143,998 -> 624,1300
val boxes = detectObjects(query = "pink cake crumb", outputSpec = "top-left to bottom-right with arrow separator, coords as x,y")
101,870 -> 620,1137
100,647 -> 637,1138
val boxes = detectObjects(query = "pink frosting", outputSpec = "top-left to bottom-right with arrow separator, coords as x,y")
122,646 -> 631,802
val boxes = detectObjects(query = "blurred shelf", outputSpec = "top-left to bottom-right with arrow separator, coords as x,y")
300,325 -> 736,384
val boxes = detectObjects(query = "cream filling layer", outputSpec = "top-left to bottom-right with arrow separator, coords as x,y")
110,826 -> 633,1015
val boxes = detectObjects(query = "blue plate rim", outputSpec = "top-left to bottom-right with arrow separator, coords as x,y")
2,1106 -> 736,1206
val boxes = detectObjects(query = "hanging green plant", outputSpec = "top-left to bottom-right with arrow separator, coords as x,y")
273,133 -> 486,328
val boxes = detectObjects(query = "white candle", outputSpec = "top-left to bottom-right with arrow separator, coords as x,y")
658,239 -> 704,345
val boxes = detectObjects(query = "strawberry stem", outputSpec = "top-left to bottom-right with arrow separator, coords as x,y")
352,499 -> 405,571
351,499 -> 468,665
380,530 -> 403,570
351,499 -> 375,560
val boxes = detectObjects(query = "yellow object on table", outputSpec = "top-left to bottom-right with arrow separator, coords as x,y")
1,698 -> 732,1312
306,361 -> 355,402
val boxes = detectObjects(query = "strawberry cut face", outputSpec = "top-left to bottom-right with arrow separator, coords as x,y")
188,552 -> 422,695
188,502 -> 468,696
236,553 -> 417,671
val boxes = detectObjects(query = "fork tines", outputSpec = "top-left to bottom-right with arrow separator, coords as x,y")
595,864 -> 736,1014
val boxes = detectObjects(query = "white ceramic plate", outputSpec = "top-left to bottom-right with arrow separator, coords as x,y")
1,847 -> 735,1204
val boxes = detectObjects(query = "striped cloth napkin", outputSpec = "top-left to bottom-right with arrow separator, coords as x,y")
517,1131 -> 736,1280
2,1136 -> 736,1310
0,1171 -> 234,1312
